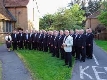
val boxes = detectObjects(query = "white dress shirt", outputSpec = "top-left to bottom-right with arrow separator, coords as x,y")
5,35 -> 12,41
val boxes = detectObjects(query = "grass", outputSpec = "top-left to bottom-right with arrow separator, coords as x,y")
16,50 -> 75,80
0,43 -> 3,46
95,40 -> 107,52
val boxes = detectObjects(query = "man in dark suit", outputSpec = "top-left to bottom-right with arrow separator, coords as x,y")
31,30 -> 36,50
86,28 -> 94,59
78,29 -> 86,62
74,29 -> 80,60
38,30 -> 43,51
47,31 -> 51,53
43,30 -> 48,52
18,30 -> 24,49
53,31 -> 59,57
50,31 -> 54,54
24,30 -> 29,49
11,30 -> 18,50
70,30 -> 75,57
28,30 -> 33,50
58,30 -> 65,59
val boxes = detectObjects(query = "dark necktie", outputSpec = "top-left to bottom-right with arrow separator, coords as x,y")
8,36 -> 10,41
63,36 -> 67,43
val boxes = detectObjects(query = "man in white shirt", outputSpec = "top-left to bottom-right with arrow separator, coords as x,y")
62,30 -> 73,68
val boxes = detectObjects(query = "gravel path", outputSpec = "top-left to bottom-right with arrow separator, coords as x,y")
0,44 -> 32,80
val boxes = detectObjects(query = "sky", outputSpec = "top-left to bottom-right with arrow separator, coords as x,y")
37,0 -> 71,17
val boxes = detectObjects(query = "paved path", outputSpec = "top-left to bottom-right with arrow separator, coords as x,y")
0,44 -> 32,80
71,43 -> 107,80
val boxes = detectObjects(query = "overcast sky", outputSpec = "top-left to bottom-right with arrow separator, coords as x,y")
37,0 -> 71,17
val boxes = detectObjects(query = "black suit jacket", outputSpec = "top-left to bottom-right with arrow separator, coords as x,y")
28,33 -> 32,42
43,34 -> 48,44
86,33 -> 94,46
74,34 -> 79,46
78,34 -> 86,47
50,35 -> 54,46
57,35 -> 64,48
11,33 -> 18,42
18,33 -> 24,41
53,36 -> 58,48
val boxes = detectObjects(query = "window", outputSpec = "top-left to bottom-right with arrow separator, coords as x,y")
3,21 -> 12,32
33,8 -> 34,21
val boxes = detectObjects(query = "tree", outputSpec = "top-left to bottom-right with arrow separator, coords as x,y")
97,0 -> 107,27
39,14 -> 55,30
39,4 -> 85,30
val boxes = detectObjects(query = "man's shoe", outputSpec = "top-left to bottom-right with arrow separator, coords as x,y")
68,66 -> 72,68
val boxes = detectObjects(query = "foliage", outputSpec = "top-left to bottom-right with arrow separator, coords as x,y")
97,11 -> 107,27
68,0 -> 101,17
95,40 -> 107,52
16,50 -> 75,80
39,4 -> 85,30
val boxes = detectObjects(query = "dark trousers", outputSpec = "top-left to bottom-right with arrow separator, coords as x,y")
65,52 -> 72,67
25,41 -> 29,49
35,42 -> 38,50
75,46 -> 80,59
50,45 -> 53,53
53,48 -> 59,58
59,48 -> 65,59
72,46 -> 75,57
49,44 -> 51,53
86,45 -> 93,58
38,42 -> 43,51
19,41 -> 23,49
12,41 -> 17,50
43,43 -> 48,52
80,47 -> 86,62
28,42 -> 32,50
32,41 -> 35,50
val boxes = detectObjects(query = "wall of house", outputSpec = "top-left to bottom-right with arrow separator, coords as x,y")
27,0 -> 39,31
7,7 -> 28,31
85,18 -> 101,30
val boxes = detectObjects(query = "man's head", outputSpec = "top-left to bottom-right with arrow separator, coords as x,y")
65,30 -> 69,36
70,30 -> 74,34
60,30 -> 63,35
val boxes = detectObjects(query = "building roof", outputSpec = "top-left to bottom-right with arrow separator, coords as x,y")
87,11 -> 101,19
4,0 -> 29,7
0,0 -> 16,21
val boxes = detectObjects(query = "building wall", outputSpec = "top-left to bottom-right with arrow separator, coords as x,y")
27,0 -> 39,31
7,7 -> 28,31
85,18 -> 101,30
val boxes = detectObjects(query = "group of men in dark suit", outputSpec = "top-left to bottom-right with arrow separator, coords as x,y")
70,29 -> 94,62
11,28 -> 94,66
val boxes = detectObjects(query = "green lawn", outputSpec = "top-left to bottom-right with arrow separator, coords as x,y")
16,50 -> 75,80
95,40 -> 107,52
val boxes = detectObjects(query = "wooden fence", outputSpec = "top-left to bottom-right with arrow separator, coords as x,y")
95,33 -> 107,40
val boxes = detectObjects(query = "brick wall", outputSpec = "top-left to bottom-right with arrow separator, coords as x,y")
85,18 -> 101,30
7,7 -> 28,31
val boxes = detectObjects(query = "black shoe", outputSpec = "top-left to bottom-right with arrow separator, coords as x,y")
80,59 -> 85,62
68,66 -> 72,68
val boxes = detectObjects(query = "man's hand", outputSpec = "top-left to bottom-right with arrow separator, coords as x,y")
62,43 -> 67,47
82,46 -> 84,49
89,44 -> 91,46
